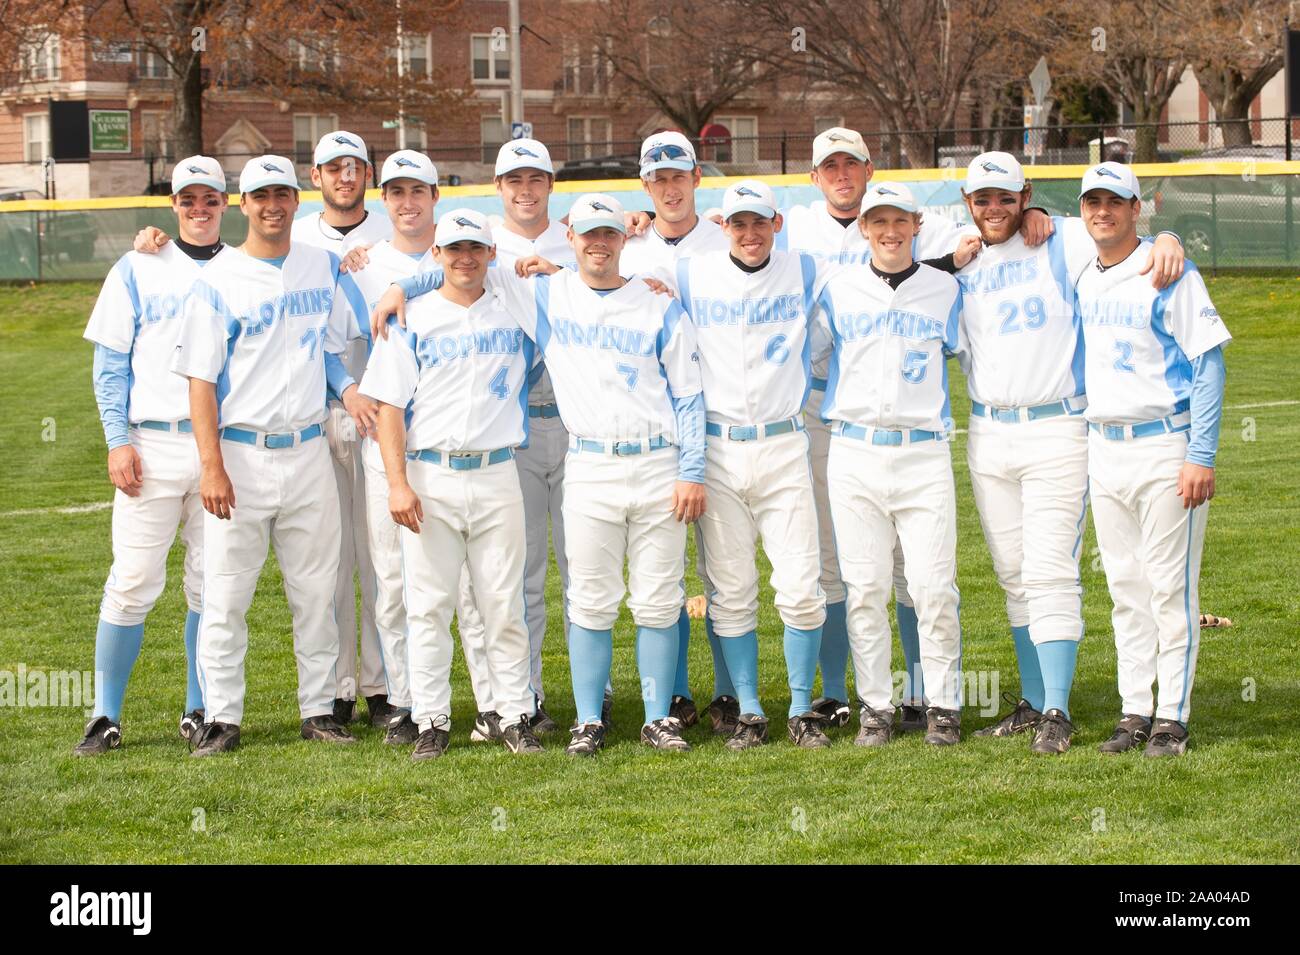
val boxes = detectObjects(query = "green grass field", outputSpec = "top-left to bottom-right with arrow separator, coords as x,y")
1,277 -> 1297,864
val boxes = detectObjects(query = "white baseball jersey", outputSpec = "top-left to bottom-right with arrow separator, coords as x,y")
332,240 -> 434,351
620,215 -> 729,283
360,287 -> 535,452
779,200 -> 970,264
674,249 -> 821,426
487,218 -> 577,407
84,245 -> 206,423
171,244 -> 346,432
291,208 -> 393,255
812,263 -> 963,432
1077,244 -> 1231,425
956,216 -> 1096,409
489,269 -> 702,443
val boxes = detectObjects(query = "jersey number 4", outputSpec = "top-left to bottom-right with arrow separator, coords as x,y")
488,366 -> 510,400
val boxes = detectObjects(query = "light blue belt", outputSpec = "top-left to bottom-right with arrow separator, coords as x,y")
810,376 -> 828,392
705,416 -> 804,441
220,423 -> 323,449
971,397 -> 1086,424
835,421 -> 942,446
529,403 -> 561,419
569,435 -> 671,456
1089,401 -> 1191,441
406,447 -> 515,470
132,419 -> 193,433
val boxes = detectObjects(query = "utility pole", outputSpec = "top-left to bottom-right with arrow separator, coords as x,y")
396,0 -> 407,150
508,0 -> 523,128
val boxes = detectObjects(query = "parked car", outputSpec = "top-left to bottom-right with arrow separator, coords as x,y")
0,186 -> 99,262
555,155 -> 725,181
1146,162 -> 1299,260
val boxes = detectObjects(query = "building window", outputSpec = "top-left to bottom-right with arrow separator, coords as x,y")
712,115 -> 758,165
562,40 -> 608,96
397,118 -> 428,150
471,34 -> 511,83
294,113 -> 340,165
20,33 -> 60,82
567,116 -> 612,160
481,115 -> 508,163
141,111 -> 174,161
24,114 -> 49,163
398,33 -> 431,81
137,47 -> 169,79
814,116 -> 843,134
288,35 -> 338,75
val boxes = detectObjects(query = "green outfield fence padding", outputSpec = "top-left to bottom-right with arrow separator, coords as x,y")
1,163 -> 1297,280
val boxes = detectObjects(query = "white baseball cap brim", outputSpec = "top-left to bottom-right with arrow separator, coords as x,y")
813,127 -> 871,167
1079,163 -> 1139,200
381,150 -> 439,187
570,194 -> 627,234
860,184 -> 918,215
496,139 -> 555,176
723,181 -> 778,220
314,131 -> 369,167
963,152 -> 1025,194
435,209 -> 494,247
171,156 -> 226,195
239,155 -> 299,194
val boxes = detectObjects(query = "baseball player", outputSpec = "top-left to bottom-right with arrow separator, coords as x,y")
810,182 -> 965,747
73,156 -> 228,756
1075,163 -> 1228,757
374,193 -> 707,755
669,179 -> 828,749
171,156 -> 352,756
956,152 -> 1186,753
620,131 -> 735,735
361,208 -> 542,760
775,127 -> 1057,733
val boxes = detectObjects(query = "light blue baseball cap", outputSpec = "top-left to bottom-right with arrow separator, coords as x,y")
381,150 -> 439,187
435,209 -> 493,248
723,179 -> 777,220
964,151 -> 1025,194
314,130 -> 369,167
639,131 -> 697,178
495,139 -> 554,176
238,155 -> 299,194
170,155 -> 226,195
569,193 -> 626,234
1079,161 -> 1139,200
860,182 -> 918,215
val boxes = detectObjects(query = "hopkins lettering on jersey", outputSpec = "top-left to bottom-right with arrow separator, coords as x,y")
548,317 -> 658,357
956,256 -> 1041,295
239,287 -> 335,337
415,327 -> 527,367
835,308 -> 951,343
690,294 -> 805,329
1079,299 -> 1152,331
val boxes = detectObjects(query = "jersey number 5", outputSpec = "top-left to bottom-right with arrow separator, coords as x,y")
902,350 -> 930,383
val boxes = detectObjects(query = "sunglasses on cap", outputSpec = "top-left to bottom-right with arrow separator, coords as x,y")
641,144 -> 693,164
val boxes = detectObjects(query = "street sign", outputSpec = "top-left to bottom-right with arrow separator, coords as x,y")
382,120 -> 400,129
511,121 -> 533,140
89,110 -> 131,153
1029,56 -> 1051,106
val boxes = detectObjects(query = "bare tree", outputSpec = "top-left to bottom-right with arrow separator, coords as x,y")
1187,0 -> 1287,147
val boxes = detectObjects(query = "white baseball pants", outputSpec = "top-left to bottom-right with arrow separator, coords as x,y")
1089,430 -> 1207,724
698,428 -> 825,636
828,436 -> 962,713
198,436 -> 340,726
401,455 -> 532,732
967,414 -> 1089,643
100,427 -> 204,625
563,446 -> 685,631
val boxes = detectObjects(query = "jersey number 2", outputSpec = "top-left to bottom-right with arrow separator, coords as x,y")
1112,340 -> 1136,373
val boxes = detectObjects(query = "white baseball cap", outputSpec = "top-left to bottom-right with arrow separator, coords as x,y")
380,150 -> 439,187
239,155 -> 299,194
639,131 -> 697,178
963,151 -> 1025,194
722,179 -> 777,220
435,208 -> 494,247
496,139 -> 554,176
313,130 -> 369,167
170,155 -> 226,195
1079,161 -> 1139,200
569,193 -> 626,234
813,127 -> 871,167
860,182 -> 918,215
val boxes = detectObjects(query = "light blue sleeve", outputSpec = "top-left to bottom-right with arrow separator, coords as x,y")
92,343 -> 132,450
397,267 -> 444,301
1186,345 -> 1225,468
671,392 -> 705,484
325,352 -> 355,402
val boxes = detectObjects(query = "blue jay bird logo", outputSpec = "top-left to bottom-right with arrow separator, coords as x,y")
261,162 -> 284,173
513,146 -> 539,158
453,216 -> 479,228
828,132 -> 852,142
590,200 -> 615,213
333,134 -> 360,148
187,164 -> 207,174
1096,166 -> 1122,180
736,186 -> 763,198
876,186 -> 899,196
394,157 -> 420,169
980,160 -> 1009,175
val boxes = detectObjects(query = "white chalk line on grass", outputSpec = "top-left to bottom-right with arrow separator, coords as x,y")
1225,400 -> 1299,410
2,500 -> 112,518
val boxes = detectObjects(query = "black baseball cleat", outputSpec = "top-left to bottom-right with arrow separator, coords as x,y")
301,715 -> 357,743
811,696 -> 852,728
707,694 -> 741,736
528,704 -> 559,736
365,694 -> 395,728
641,717 -> 691,751
179,709 -> 205,742
383,709 -> 419,745
602,690 -> 614,729
787,712 -> 832,749
502,716 -> 544,754
566,720 -> 607,757
1098,714 -> 1152,754
470,711 -> 503,743
73,716 -> 122,756
725,712 -> 769,751
924,707 -> 961,746
1029,708 -> 1074,754
973,693 -> 1042,737
897,703 -> 928,734
669,695 -> 699,728
855,702 -> 895,748
412,722 -> 450,761
332,698 -> 356,725
1143,719 -> 1189,758
190,721 -> 240,757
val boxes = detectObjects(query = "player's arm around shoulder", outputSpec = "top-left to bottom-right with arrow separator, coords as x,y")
1170,265 -> 1231,509
660,298 -> 707,522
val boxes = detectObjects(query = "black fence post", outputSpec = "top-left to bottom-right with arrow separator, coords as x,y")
781,131 -> 787,175
1210,176 -> 1218,275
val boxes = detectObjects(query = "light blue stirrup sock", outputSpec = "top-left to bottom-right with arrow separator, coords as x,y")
92,619 -> 145,721
1038,639 -> 1079,719
672,607 -> 692,699
717,630 -> 762,717
817,601 -> 849,702
897,602 -> 924,703
1012,624 -> 1045,711
705,616 -> 736,699
568,625 -> 613,724
184,610 -> 204,712
637,624 -> 680,723
784,625 -> 822,717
